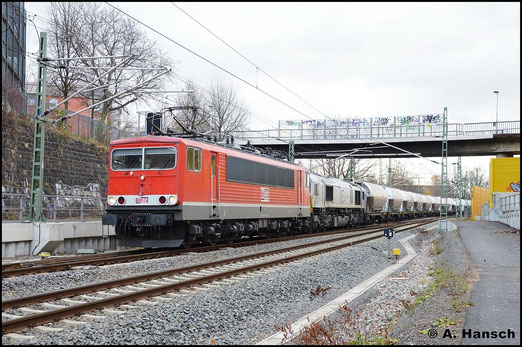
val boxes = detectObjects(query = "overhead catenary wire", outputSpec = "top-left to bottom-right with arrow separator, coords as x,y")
168,70 -> 279,129
27,4 -> 317,135
167,71 -> 323,155
170,2 -> 329,119
104,2 -> 317,121
29,3 -> 442,183
24,10 -> 54,26
371,139 -> 440,165
52,68 -> 171,124
160,73 -> 309,152
23,5 -> 294,153
40,56 -> 135,118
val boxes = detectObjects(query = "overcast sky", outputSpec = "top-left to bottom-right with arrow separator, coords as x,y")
24,2 -> 520,185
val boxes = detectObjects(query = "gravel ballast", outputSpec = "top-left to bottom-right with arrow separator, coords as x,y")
288,222 -> 477,345
2,228 -> 398,301
2,226 -> 418,345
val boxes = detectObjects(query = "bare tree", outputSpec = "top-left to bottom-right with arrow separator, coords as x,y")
47,2 -> 86,112
164,79 -> 249,139
206,79 -> 249,141
463,167 -> 489,200
388,160 -> 415,187
46,2 -> 175,125
307,158 -> 377,182
466,167 -> 489,189
429,165 -> 489,199
428,174 -> 443,197
168,81 -> 210,133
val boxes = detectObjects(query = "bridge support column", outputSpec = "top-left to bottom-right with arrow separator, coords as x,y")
496,153 -> 513,158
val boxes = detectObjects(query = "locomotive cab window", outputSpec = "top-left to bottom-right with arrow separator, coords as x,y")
111,148 -> 143,170
144,147 -> 176,170
211,155 -> 216,177
187,147 -> 201,171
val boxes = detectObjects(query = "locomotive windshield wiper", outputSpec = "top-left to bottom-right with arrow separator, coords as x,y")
128,157 -> 141,169
162,158 -> 172,169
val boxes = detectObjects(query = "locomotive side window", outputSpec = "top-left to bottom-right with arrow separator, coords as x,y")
187,147 -> 201,172
355,190 -> 361,205
325,185 -> 334,201
227,156 -> 294,188
111,148 -> 143,170
313,183 -> 319,196
144,147 -> 176,170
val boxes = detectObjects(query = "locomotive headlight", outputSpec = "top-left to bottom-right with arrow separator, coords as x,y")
140,175 -> 145,181
169,195 -> 177,205
108,196 -> 116,205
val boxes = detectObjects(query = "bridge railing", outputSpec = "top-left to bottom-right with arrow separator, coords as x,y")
232,120 -> 519,142
461,121 -> 520,135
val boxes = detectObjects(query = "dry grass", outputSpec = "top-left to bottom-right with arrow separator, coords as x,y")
309,284 -> 332,301
288,305 -> 398,345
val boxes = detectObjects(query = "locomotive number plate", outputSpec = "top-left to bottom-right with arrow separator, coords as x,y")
261,187 -> 270,202
136,197 -> 149,204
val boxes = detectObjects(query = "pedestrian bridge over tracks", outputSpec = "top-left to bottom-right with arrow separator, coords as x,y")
232,120 -> 520,159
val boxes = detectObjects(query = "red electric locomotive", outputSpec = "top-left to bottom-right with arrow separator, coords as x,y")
102,136 -> 311,248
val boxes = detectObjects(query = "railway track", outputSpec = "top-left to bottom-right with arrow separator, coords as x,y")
2,218 -> 436,334
2,217 -> 436,279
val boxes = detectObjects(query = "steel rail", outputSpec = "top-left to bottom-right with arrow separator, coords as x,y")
1,219 -> 435,333
2,218 -> 434,278
3,220 -> 405,270
2,219 -> 432,310
1,248 -> 161,271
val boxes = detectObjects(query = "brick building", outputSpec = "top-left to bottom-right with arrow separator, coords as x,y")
25,81 -> 108,137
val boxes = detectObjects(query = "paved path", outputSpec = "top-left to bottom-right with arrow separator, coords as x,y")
456,220 -> 520,345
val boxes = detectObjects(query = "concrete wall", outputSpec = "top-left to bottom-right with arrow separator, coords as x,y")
2,221 -> 117,257
483,192 -> 520,230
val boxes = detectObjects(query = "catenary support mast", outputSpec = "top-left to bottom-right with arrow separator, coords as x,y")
28,32 -> 48,221
439,107 -> 448,233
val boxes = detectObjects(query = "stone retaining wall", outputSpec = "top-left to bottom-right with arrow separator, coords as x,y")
1,109 -> 109,219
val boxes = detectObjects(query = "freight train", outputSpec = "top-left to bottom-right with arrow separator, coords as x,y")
102,136 -> 469,248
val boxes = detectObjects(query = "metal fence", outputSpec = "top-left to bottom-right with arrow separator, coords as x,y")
72,114 -> 137,144
493,192 -> 520,214
231,120 -> 520,142
1,193 -> 105,221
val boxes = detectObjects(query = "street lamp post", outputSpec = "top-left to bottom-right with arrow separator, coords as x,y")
493,90 -> 499,134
